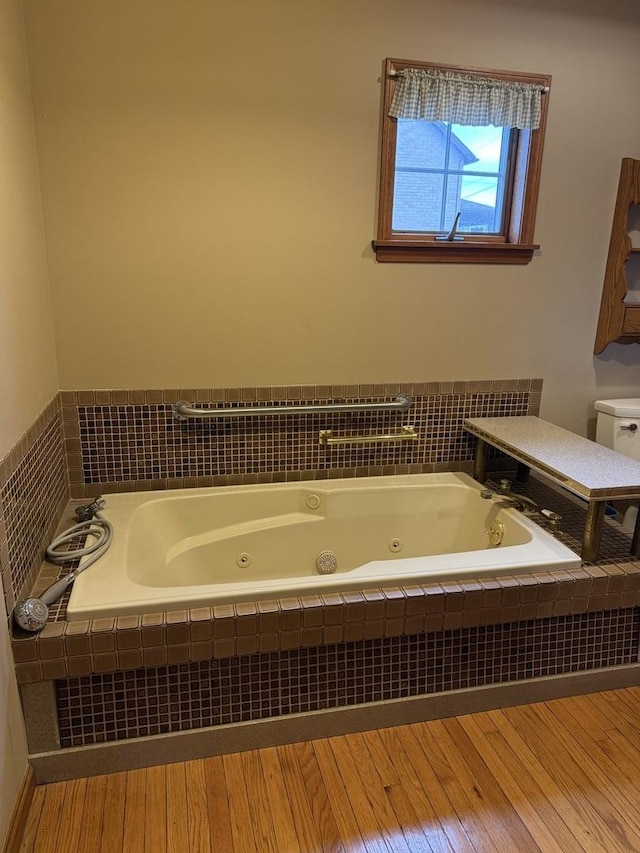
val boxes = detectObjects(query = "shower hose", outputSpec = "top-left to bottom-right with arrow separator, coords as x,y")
45,511 -> 114,584
13,501 -> 113,631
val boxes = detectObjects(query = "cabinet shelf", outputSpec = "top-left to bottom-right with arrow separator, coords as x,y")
594,159 -> 640,352
594,158 -> 640,353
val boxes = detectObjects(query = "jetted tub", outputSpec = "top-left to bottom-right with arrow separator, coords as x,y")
66,473 -> 581,620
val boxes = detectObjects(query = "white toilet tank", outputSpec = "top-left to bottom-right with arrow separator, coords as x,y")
595,398 -> 640,461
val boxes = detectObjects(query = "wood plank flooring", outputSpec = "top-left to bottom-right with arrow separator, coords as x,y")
19,686 -> 640,852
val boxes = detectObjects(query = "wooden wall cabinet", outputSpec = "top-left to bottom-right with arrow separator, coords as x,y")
594,158 -> 640,354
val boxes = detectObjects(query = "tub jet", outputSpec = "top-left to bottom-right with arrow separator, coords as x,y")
316,550 -> 338,574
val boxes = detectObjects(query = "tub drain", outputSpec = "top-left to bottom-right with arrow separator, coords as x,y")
316,550 -> 337,574
484,522 -> 505,547
237,552 -> 252,568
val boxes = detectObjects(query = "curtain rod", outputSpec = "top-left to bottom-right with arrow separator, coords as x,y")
387,68 -> 549,93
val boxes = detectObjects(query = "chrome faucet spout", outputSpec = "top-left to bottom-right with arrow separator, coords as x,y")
480,479 -> 540,514
480,480 -> 562,529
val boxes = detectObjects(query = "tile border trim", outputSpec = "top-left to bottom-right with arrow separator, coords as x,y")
12,565 -> 640,683
28,662 -> 640,783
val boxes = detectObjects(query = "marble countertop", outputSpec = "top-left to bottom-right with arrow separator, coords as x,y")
464,415 -> 640,500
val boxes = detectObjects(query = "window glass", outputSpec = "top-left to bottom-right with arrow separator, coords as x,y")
392,120 -> 511,236
373,59 -> 551,264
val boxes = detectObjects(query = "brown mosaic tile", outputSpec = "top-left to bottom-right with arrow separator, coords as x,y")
39,638 -> 65,660
54,608 -> 639,747
425,614 -> 446,632
67,382 -> 536,495
166,646 -> 190,665
67,657 -> 93,677
116,616 -> 140,630
259,633 -> 281,652
142,648 -> 167,668
425,591 -> 446,614
482,588 -> 503,609
364,621 -> 386,639
461,610 -> 482,628
91,618 -> 116,633
0,396 -> 67,617
12,641 -> 38,663
190,607 -> 213,622
236,636 -> 259,656
93,653 -> 118,672
38,622 -> 65,639
65,636 -> 90,657
443,612 -> 462,630
141,627 -> 165,648
116,631 -> 141,651
213,638 -> 236,658
343,624 -> 364,643
189,621 -> 212,642
59,613 -> 89,642
385,618 -> 405,636
605,592 -> 624,610
569,597 -> 590,614
346,603 -> 365,622
213,619 -> 235,640
191,641 -> 213,661
302,607 -> 324,628
321,625 -> 343,645
91,633 -> 115,654
15,662 -> 42,683
41,659 -> 67,680
166,625 -> 189,645
518,603 -> 538,621
498,606 -> 519,623
141,613 -> 164,627
118,650 -> 143,671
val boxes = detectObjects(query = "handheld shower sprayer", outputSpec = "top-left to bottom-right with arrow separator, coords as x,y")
13,498 -> 114,632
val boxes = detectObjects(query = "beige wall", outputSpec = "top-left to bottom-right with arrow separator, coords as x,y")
0,0 -> 59,843
0,7 -> 635,836
0,0 -> 58,456
23,0 -> 640,434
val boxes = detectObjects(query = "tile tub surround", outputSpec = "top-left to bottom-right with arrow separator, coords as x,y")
12,560 -> 640,685
10,460 -> 640,680
63,379 -> 542,498
54,608 -> 639,748
0,395 -> 68,622
0,379 -> 539,626
11,469 -> 640,763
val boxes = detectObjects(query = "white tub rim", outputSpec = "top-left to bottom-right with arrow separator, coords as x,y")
67,472 -> 581,620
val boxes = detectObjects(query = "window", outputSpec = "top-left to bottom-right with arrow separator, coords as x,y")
373,59 -> 551,264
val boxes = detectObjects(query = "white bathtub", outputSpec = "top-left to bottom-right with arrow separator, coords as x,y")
66,473 -> 580,620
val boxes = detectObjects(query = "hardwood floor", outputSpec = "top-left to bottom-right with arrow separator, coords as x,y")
19,686 -> 640,852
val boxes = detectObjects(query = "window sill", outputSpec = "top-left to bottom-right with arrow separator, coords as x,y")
372,240 -> 539,265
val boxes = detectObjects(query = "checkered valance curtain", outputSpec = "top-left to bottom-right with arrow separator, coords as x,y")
389,68 -> 542,130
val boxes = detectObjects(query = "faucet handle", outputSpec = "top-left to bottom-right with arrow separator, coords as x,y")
499,479 -> 512,491
540,508 -> 562,528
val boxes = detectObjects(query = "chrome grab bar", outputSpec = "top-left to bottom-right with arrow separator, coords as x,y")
173,394 -> 412,420
319,425 -> 418,446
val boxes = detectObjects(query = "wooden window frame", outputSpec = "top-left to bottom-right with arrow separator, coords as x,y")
372,58 -> 551,265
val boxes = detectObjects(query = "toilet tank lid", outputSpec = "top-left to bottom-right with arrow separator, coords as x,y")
595,398 -> 640,417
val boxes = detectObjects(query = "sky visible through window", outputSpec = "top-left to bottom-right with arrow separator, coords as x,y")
392,120 -> 509,234
454,124 -> 504,207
